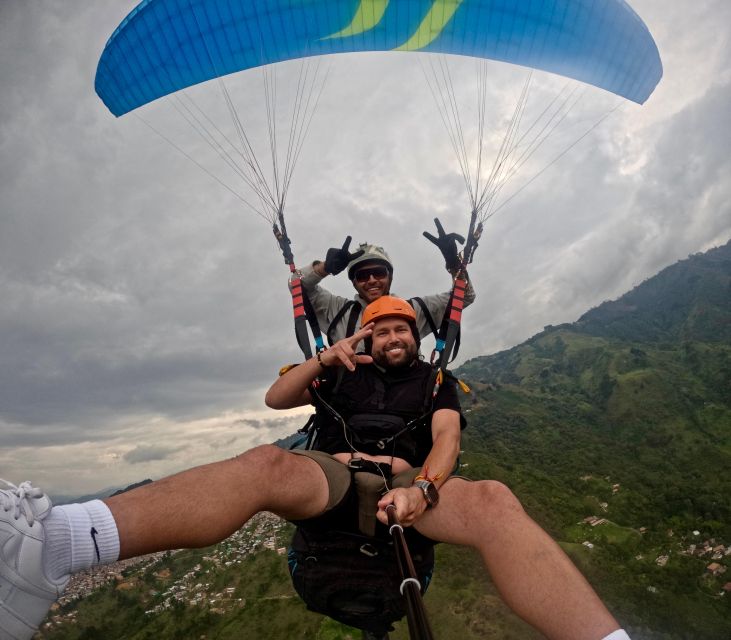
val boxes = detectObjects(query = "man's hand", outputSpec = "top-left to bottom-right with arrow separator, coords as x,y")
324,236 -> 364,275
423,218 -> 465,272
376,486 -> 428,527
318,325 -> 374,371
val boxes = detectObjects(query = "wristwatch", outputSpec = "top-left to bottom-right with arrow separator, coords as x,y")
413,480 -> 439,509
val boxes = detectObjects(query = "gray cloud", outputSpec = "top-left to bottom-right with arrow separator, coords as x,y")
123,444 -> 188,464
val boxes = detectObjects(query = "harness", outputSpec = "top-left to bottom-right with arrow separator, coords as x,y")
293,363 -> 443,459
288,367 -> 444,634
288,523 -> 435,635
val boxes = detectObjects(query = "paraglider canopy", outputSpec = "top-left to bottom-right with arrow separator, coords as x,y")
95,0 -> 662,117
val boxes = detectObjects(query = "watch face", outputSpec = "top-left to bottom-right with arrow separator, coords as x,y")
425,483 -> 439,506
417,480 -> 439,507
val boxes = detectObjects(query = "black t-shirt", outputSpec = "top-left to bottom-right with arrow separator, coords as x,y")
312,360 -> 464,466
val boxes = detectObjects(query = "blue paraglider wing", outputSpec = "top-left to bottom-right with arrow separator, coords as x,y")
95,0 -> 662,116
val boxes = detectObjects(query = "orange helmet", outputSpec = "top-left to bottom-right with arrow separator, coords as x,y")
362,295 -> 416,326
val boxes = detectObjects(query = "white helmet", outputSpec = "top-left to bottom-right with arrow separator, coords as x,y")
347,243 -> 393,280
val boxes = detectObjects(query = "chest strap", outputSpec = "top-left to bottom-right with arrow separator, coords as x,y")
327,300 -> 363,346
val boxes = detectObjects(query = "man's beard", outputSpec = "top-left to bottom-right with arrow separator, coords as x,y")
372,340 -> 418,369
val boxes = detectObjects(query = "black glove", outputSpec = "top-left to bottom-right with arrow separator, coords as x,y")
423,218 -> 464,271
324,236 -> 364,275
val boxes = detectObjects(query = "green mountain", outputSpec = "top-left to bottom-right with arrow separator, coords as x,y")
457,239 -> 731,638
39,241 -> 731,639
574,241 -> 731,344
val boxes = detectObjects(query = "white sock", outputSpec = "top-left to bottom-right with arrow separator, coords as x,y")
601,631 -> 631,640
43,500 -> 120,580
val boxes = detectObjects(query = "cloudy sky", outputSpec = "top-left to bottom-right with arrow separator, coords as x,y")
1,1 -> 729,496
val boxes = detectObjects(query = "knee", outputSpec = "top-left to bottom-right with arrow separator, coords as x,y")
470,480 -> 525,516
437,479 -> 527,545
233,444 -> 289,473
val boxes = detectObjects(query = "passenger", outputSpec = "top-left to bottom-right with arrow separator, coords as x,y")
297,219 -> 475,348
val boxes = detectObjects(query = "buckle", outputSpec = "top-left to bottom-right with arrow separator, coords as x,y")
359,543 -> 379,557
347,457 -> 365,470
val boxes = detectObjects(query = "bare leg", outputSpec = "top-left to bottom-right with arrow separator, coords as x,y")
104,445 -> 329,560
415,479 -> 619,640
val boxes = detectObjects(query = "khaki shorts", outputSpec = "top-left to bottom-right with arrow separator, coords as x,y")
291,450 -> 422,536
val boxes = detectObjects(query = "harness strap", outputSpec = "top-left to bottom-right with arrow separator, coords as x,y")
442,275 -> 467,365
433,274 -> 467,367
274,222 -> 324,358
408,296 -> 438,342
422,367 -> 441,414
326,300 -> 363,346
289,268 -> 314,359
301,283 -> 325,352
345,301 -> 362,339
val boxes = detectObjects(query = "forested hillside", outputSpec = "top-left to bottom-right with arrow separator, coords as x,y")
457,240 -> 731,638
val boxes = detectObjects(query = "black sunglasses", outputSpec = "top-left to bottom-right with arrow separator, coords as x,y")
354,266 -> 389,283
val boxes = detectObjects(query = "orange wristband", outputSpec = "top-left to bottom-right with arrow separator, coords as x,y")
414,466 -> 444,484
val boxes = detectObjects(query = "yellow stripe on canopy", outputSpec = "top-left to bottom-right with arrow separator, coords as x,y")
324,0 -> 390,39
394,0 -> 463,51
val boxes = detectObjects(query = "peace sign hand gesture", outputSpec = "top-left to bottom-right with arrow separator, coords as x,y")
266,325 -> 374,410
319,324 -> 374,371
324,236 -> 365,276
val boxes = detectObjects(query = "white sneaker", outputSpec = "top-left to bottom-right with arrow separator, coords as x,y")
0,480 -> 68,640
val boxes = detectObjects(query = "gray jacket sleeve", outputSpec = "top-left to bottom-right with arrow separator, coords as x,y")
296,263 -> 352,335
412,275 -> 475,339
